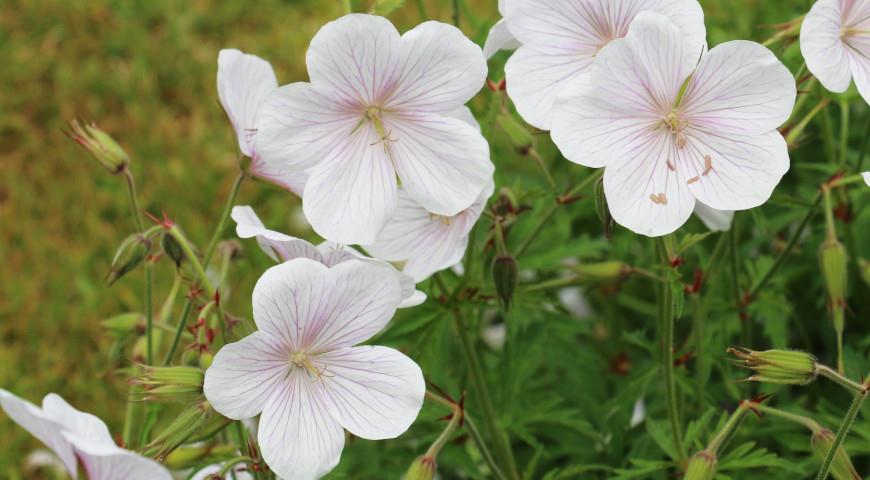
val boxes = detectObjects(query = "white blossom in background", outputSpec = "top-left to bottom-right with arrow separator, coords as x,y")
217,49 -> 307,194
500,0 -> 706,130
203,259 -> 426,480
482,0 -> 521,59
801,0 -> 870,105
551,12 -> 795,237
693,202 -> 734,232
256,14 -> 493,245
0,390 -> 172,480
231,205 -> 426,307
863,171 -> 869,186
629,397 -> 647,428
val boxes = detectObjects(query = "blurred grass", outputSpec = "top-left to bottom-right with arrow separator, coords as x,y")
0,0 -> 844,475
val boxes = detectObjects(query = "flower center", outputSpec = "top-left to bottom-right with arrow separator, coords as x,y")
663,111 -> 689,149
840,26 -> 870,38
364,106 -> 397,148
290,351 -> 327,381
428,212 -> 452,225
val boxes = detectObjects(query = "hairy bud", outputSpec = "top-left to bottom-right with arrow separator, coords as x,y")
811,429 -> 860,480
65,119 -> 129,174
164,444 -> 237,470
143,401 -> 212,460
492,255 -> 518,310
106,234 -> 151,286
133,365 -> 204,401
683,451 -> 717,480
728,347 -> 817,385
497,114 -> 533,149
162,233 -> 185,268
819,238 -> 848,332
573,261 -> 630,283
404,456 -> 436,480
101,312 -> 144,338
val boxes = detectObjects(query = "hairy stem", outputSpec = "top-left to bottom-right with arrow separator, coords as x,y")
815,387 -> 867,480
658,236 -> 687,466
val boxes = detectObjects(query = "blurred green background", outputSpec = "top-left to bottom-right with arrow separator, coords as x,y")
1,0 -> 865,477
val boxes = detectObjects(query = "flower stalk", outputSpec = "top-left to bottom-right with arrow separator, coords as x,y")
815,383 -> 868,480
658,235 -> 687,466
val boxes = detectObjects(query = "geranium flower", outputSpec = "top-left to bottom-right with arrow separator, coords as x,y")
363,181 -> 493,282
500,0 -> 706,130
551,12 -> 796,236
217,49 -> 306,194
801,0 -> 870,104
482,0 -> 520,59
203,259 -> 426,480
231,205 -> 426,307
255,14 -> 493,245
694,203 -> 734,232
0,390 -> 172,480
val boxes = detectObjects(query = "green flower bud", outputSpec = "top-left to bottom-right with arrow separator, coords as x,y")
859,259 -> 870,289
819,238 -> 848,332
101,312 -> 144,338
133,366 -> 204,401
728,347 -> 818,385
497,114 -> 533,149
683,451 -> 717,480
404,456 -> 436,480
492,255 -> 518,309
164,444 -> 237,470
811,429 -> 860,480
143,401 -> 212,460
199,351 -> 214,370
162,233 -> 185,268
572,261 -> 629,283
105,234 -> 151,286
65,119 -> 129,174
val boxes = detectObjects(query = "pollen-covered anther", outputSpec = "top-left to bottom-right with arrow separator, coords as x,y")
291,351 -> 328,381
428,212 -> 452,226
649,192 -> 668,205
702,155 -> 713,176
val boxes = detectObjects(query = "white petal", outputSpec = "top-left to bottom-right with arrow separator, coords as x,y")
41,394 -> 116,449
693,201 -> 734,231
303,122 -> 398,244
191,464 -> 254,480
306,14 -> 402,106
314,346 -> 425,440
249,157 -> 308,196
863,171 -> 870,186
483,18 -> 521,59
203,331 -> 291,420
255,82 -> 362,176
217,49 -> 278,157
847,34 -> 870,104
683,41 -> 796,136
387,21 -> 488,113
398,289 -> 428,308
306,259 -> 404,352
603,129 -> 696,237
390,113 -> 493,216
71,444 -> 172,480
365,185 -> 490,282
447,105 -> 481,132
258,372 -> 345,480
682,129 -> 790,211
801,0 -> 854,94
0,390 -> 78,478
232,206 -> 319,263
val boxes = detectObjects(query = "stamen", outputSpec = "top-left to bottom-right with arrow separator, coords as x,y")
291,352 -> 329,382
702,155 -> 713,176
687,176 -> 700,185
649,193 -> 668,205
666,160 -> 676,172
428,212 -> 452,225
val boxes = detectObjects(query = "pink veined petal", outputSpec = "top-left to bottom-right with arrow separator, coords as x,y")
216,49 -> 278,157
801,0 -> 854,94
306,14 -> 402,106
313,346 -> 425,440
693,201 -> 734,232
258,371 -> 346,480
249,156 -> 308,196
250,259 -> 332,351
41,394 -> 116,450
231,206 -> 323,263
389,113 -> 493,217
303,122 -> 398,245
315,242 -> 365,267
483,18 -> 521,59
682,41 -> 796,136
846,33 -> 870,104
386,21 -> 487,114
447,105 -> 481,132
69,442 -> 172,480
306,260 -> 404,352
0,390 -> 78,478
603,129 -> 696,237
255,82 -> 362,177
203,331 -> 292,420
680,129 -> 790,211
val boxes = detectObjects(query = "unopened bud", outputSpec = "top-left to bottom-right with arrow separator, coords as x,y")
199,351 -> 214,370
143,401 -> 212,459
819,238 -> 848,331
131,336 -> 148,364
101,312 -> 144,338
162,233 -> 185,268
497,114 -> 533,149
728,347 -> 817,385
573,261 -> 629,283
65,119 -> 129,174
164,444 -> 237,470
683,451 -> 717,480
811,429 -> 860,480
106,234 -> 151,285
492,255 -> 518,309
404,456 -> 436,480
859,259 -> 870,288
593,176 -> 614,241
133,366 -> 204,401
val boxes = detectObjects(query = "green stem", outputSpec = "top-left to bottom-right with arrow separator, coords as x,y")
816,365 -> 866,394
706,402 -> 751,454
658,237 -> 687,466
838,100 -> 850,167
729,222 -> 750,347
815,388 -> 867,480
754,404 -> 822,432
528,147 -> 556,190
452,0 -> 459,26
123,169 -> 153,364
168,226 -> 215,294
423,393 -> 463,458
452,310 -> 519,480
748,193 -> 823,300
414,0 -> 427,21
203,172 -> 245,268
217,456 -> 255,476
856,114 -> 870,172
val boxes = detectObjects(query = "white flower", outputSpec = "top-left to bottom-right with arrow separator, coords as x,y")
863,171 -> 869,186
693,203 -> 734,232
256,14 -> 494,245
191,464 -> 254,480
482,0 -> 521,59
0,390 -> 172,480
551,12 -> 796,236
500,0 -> 706,130
231,205 -> 426,307
801,0 -> 870,104
203,259 -> 426,480
217,49 -> 306,194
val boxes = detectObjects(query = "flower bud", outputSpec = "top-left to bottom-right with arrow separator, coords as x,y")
728,347 -> 817,385
144,401 -> 212,460
162,233 -> 185,268
593,176 -> 614,241
404,456 -> 436,480
492,255 -> 518,309
819,238 -> 848,329
572,261 -> 629,283
811,428 -> 860,480
101,312 -> 144,338
497,114 -> 533,149
164,444 -> 237,470
683,451 -> 717,480
199,351 -> 214,370
859,259 -> 870,288
65,119 -> 129,174
105,234 -> 151,286
133,366 -> 204,401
